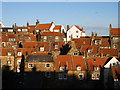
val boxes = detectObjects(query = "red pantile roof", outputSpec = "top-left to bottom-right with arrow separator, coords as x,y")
41,32 -> 64,36
72,56 -> 86,70
111,28 -> 120,35
99,48 -> 118,56
1,48 -> 14,56
88,57 -> 109,71
35,23 -> 52,30
53,25 -> 62,30
55,55 -> 72,71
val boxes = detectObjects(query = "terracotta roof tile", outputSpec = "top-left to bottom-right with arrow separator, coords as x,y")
53,25 -> 62,30
36,23 -> 52,30
111,28 -> 120,35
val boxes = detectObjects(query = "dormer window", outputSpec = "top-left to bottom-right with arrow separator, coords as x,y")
95,39 -> 101,45
94,67 -> 99,71
40,47 -> 44,52
8,51 -> 12,56
55,44 -> 58,49
44,36 -> 47,39
17,52 -> 22,56
59,66 -> 68,71
76,66 -> 81,71
88,49 -> 92,53
73,52 -> 78,56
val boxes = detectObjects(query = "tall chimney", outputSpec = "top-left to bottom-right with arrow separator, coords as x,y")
109,24 -> 112,36
90,32 -> 94,46
36,19 -> 39,25
27,22 -> 29,26
67,25 -> 70,31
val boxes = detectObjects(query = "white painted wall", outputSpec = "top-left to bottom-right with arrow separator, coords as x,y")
104,57 -> 120,68
67,25 -> 85,41
61,25 -> 66,33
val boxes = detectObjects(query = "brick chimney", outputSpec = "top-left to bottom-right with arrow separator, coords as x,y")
109,24 -> 112,36
90,32 -> 94,46
27,22 -> 29,26
67,25 -> 70,31
36,19 -> 39,25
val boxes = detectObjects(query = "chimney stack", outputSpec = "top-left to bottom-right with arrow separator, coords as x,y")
90,32 -> 94,46
27,22 -> 29,26
36,19 -> 39,25
67,25 -> 70,31
109,24 -> 112,36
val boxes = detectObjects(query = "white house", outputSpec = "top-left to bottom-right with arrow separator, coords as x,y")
104,57 -> 120,68
67,25 -> 85,41
103,57 -> 120,88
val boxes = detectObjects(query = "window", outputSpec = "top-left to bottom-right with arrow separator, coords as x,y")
45,72 -> 51,78
28,63 -> 34,68
25,37 -> 30,40
17,52 -> 22,56
8,29 -> 13,32
88,49 -> 92,53
8,51 -> 12,56
7,60 -> 12,66
55,36 -> 59,39
18,29 -> 21,32
63,74 -> 67,80
40,47 -> 44,52
45,64 -> 50,68
58,73 -> 63,80
36,29 -> 39,32
94,67 -> 99,71
60,66 -> 68,71
77,66 -> 81,71
44,36 -> 47,39
76,31 -> 79,33
95,39 -> 101,45
22,29 -> 28,32
73,52 -> 78,56
92,73 -> 100,80
17,60 -> 21,65
58,73 -> 67,80
76,35 -> 78,38
26,52 -> 28,55
55,44 -> 58,49
78,73 -> 84,80
8,38 -> 15,41
93,59 -> 96,62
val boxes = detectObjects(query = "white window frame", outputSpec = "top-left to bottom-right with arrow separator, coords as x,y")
28,63 -> 34,68
59,66 -> 68,71
88,49 -> 92,53
44,36 -> 47,39
77,66 -> 81,71
17,52 -> 22,56
8,29 -> 13,32
40,47 -> 44,52
36,29 -> 39,32
55,44 -> 58,49
18,29 -> 21,32
94,67 -> 99,71
22,29 -> 28,32
7,60 -> 12,66
45,64 -> 50,68
17,60 -> 21,65
8,51 -> 12,56
55,36 -> 59,39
